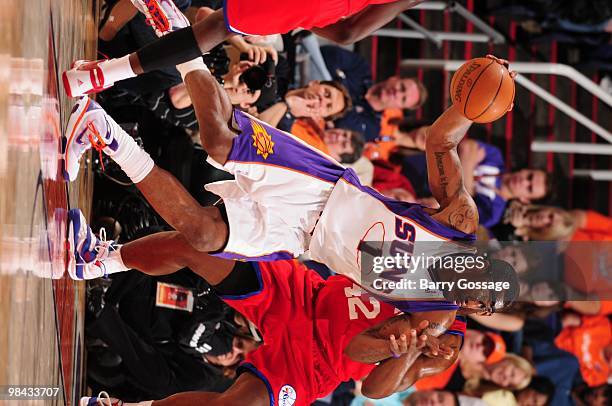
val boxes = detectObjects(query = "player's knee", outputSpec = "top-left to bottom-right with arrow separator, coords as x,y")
200,131 -> 233,164
181,209 -> 227,253
182,227 -> 217,253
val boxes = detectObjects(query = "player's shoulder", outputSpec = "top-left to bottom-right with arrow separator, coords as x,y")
433,191 -> 479,235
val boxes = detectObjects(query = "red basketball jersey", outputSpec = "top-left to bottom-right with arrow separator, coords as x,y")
221,260 -> 464,405
224,0 -> 397,35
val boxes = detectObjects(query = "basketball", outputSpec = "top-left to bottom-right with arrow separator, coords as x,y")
450,56 -> 516,123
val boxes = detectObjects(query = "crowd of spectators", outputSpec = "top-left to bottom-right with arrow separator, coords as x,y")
85,1 -> 612,405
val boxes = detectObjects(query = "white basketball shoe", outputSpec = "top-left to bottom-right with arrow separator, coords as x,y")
67,209 -> 122,280
80,391 -> 123,406
62,97 -> 119,182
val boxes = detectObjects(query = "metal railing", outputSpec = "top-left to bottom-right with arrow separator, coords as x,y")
375,1 -> 506,48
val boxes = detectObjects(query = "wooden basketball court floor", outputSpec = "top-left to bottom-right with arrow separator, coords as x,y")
0,0 -> 97,404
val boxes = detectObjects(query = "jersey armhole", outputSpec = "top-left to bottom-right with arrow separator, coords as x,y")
237,362 -> 275,406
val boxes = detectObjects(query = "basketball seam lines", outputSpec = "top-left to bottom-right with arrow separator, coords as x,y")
471,65 -> 505,121
463,59 -> 495,119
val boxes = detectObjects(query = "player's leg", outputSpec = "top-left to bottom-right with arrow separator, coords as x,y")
64,100 -> 227,253
135,166 -> 228,251
120,231 -> 234,285
181,68 -> 235,164
63,4 -> 230,97
68,209 -> 229,279
129,8 -> 229,75
68,210 -> 243,286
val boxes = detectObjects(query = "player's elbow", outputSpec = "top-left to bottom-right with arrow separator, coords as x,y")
343,340 -> 360,361
426,136 -> 457,152
333,30 -> 356,45
315,23 -> 355,45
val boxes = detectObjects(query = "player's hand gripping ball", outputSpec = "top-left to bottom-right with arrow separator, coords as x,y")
450,55 -> 516,123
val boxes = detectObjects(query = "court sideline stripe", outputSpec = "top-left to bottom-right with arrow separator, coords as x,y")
49,7 -> 70,405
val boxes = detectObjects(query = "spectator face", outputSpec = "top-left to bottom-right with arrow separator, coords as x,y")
489,359 -> 529,388
525,207 -> 563,229
367,77 -> 421,111
289,81 -> 346,118
323,128 -> 354,160
462,330 -> 488,364
520,281 -> 560,306
493,246 -> 528,274
504,169 -> 547,202
516,388 -> 549,406
405,390 -> 455,406
226,84 -> 261,108
584,386 -> 610,406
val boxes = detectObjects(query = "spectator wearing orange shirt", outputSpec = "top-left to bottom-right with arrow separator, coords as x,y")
555,311 -> 612,387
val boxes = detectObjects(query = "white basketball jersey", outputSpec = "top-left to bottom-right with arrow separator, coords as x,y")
309,170 -> 475,300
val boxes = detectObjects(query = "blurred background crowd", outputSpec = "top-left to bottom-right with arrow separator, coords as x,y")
84,1 -> 612,405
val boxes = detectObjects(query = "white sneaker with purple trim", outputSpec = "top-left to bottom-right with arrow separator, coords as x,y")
63,97 -> 119,182
67,209 -> 121,280
80,391 -> 123,406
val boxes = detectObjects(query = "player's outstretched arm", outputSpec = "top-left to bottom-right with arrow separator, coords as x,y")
311,0 -> 426,45
426,105 -> 479,234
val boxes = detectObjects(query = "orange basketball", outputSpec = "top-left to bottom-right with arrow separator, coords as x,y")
450,57 -> 515,123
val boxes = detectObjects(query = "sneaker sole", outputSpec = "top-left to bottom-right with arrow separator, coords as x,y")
62,97 -> 91,182
68,209 -> 85,280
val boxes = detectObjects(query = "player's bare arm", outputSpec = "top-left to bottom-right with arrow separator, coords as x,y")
345,314 -> 424,363
361,328 -> 425,399
311,0 -> 426,45
425,105 -> 479,234
396,332 -> 462,391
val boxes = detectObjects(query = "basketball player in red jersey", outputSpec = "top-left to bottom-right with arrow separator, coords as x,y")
63,0 -> 426,96
74,215 -> 489,406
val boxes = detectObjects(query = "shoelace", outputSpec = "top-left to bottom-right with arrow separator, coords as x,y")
87,121 -> 107,171
96,391 -> 122,406
93,228 -> 118,278
143,1 -> 170,34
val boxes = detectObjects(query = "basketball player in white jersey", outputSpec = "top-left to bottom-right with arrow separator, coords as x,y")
64,55 -> 517,310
